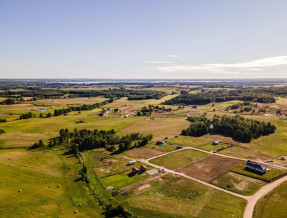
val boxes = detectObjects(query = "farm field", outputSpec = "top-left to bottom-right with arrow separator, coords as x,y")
179,155 -> 244,182
167,135 -> 210,147
122,174 -> 245,218
150,149 -> 210,170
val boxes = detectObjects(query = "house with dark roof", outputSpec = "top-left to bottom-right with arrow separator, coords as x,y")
245,160 -> 267,174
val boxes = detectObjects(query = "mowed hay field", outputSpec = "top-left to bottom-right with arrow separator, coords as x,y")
120,117 -> 189,140
253,181 -> 287,218
122,174 -> 245,218
0,148 -> 103,217
150,149 -> 210,170
0,110 -> 139,148
35,97 -> 108,106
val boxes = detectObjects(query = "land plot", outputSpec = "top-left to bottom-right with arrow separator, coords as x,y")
211,172 -> 266,196
179,155 -> 244,182
232,162 -> 287,182
150,149 -> 210,170
124,147 -> 166,159
167,136 -> 210,148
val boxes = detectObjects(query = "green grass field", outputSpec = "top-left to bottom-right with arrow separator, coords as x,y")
101,171 -> 151,189
150,149 -> 210,170
253,181 -> 287,218
167,136 -> 210,147
232,162 -> 287,182
211,172 -> 266,196
251,119 -> 287,155
0,148 -> 103,217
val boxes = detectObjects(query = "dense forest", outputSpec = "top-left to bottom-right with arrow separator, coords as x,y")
164,90 -> 276,105
181,115 -> 276,142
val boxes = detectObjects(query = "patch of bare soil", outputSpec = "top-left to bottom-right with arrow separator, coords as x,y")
125,147 -> 166,159
179,155 -> 243,182
100,159 -> 117,165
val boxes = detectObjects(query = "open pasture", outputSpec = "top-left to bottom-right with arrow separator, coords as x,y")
150,149 -> 210,170
35,97 -> 108,106
179,155 -> 243,182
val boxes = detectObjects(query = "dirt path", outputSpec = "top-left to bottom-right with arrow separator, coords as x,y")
243,174 -> 287,218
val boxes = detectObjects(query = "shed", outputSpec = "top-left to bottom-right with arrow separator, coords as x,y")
212,140 -> 219,145
192,106 -> 198,109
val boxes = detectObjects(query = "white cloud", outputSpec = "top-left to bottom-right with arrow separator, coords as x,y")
157,56 -> 287,74
144,60 -> 174,64
164,55 -> 180,58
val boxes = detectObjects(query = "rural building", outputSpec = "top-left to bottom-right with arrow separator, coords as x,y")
245,160 -> 267,174
192,106 -> 198,109
132,167 -> 139,173
114,108 -> 119,112
140,165 -> 147,171
213,140 -> 219,145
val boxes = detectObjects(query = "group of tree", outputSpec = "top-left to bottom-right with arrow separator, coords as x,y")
137,105 -> 172,116
164,90 -> 276,106
45,128 -> 153,154
0,119 -> 7,123
181,114 -> 276,142
19,111 -> 34,119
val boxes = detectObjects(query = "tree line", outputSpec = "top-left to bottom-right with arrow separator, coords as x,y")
32,128 -> 153,154
181,114 -> 276,142
164,90 -> 276,106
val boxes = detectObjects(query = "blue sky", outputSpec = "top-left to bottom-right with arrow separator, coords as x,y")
1,0 -> 287,79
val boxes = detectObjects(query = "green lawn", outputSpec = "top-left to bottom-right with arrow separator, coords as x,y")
254,181 -> 287,218
232,162 -> 287,182
150,149 -> 210,170
167,136 -> 210,147
101,171 -> 150,189
211,172 -> 266,196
